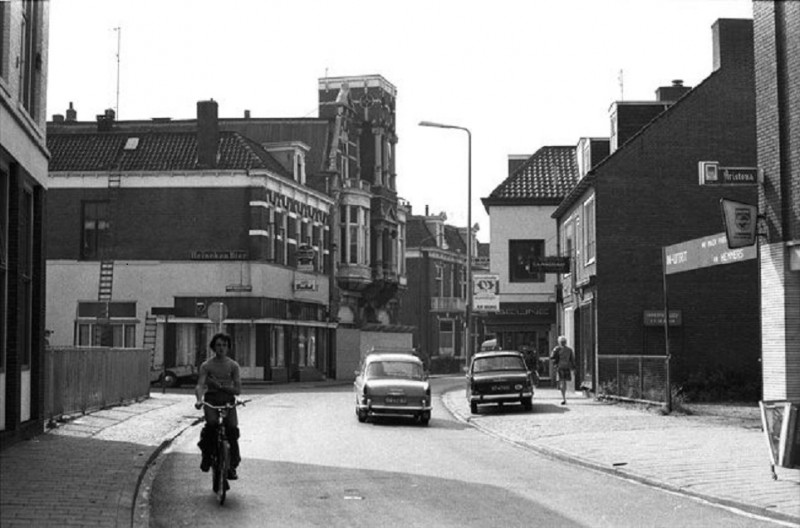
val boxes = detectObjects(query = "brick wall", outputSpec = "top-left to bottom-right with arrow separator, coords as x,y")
47,187 -> 250,260
594,25 -> 760,388
754,1 -> 800,401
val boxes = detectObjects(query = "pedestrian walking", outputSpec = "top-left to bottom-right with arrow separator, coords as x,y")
550,336 -> 575,405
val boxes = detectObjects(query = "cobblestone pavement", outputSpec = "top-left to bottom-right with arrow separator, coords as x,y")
0,393 -> 199,528
442,387 -> 800,526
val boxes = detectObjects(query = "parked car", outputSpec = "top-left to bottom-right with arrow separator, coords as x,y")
150,364 -> 198,388
354,352 -> 432,425
466,350 -> 534,414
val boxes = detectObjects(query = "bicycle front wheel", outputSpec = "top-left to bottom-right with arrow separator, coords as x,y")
214,440 -> 230,505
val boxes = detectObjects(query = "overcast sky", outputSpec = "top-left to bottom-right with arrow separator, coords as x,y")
47,0 -> 754,241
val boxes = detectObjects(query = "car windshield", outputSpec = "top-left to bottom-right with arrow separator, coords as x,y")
367,361 -> 424,380
472,356 -> 525,373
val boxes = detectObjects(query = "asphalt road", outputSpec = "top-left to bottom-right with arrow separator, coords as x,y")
149,378 -> 780,527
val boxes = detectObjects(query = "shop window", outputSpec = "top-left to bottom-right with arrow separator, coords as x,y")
509,239 -> 545,283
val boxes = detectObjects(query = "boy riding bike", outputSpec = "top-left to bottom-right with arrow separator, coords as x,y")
195,332 -> 242,480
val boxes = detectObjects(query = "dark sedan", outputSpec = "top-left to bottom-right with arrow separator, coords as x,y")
466,350 -> 534,414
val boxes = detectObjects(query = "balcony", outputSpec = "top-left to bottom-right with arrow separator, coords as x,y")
430,297 -> 466,313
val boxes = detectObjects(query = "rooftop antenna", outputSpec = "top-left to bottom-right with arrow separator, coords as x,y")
618,68 -> 624,101
114,26 -> 121,118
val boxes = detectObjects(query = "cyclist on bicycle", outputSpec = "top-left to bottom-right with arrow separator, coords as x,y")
195,332 -> 242,480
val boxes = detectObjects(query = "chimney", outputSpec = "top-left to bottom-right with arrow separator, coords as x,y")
66,102 -> 77,122
96,108 -> 115,132
712,19 -> 754,72
52,114 -> 64,123
656,79 -> 692,102
197,99 -> 219,169
244,109 -> 251,119
508,154 -> 529,176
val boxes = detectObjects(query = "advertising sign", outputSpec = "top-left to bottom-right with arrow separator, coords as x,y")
473,273 -> 499,312
720,198 -> 757,249
664,232 -> 756,275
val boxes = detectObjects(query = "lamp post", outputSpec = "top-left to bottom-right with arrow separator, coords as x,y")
419,120 -> 472,370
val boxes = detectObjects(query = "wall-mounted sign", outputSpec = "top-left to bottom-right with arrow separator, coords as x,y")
294,279 -> 318,292
643,310 -> 682,327
698,162 -> 760,186
473,273 -> 499,312
720,198 -> 757,249
191,250 -> 248,260
525,256 -> 570,273
664,232 -> 756,275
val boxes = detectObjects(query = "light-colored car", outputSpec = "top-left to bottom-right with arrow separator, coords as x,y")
466,350 -> 534,414
354,352 -> 432,425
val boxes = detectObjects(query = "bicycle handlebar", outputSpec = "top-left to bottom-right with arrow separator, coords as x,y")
197,398 -> 251,411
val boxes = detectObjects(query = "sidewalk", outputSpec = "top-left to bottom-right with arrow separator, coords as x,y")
442,387 -> 800,525
0,393 -> 199,528
1,386 -> 798,527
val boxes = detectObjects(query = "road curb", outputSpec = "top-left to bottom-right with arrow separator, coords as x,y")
439,390 -> 800,527
130,417 -> 203,528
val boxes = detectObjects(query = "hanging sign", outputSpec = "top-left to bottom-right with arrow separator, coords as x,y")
720,198 -> 757,249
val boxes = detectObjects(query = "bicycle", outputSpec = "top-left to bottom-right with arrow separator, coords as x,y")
200,399 -> 250,505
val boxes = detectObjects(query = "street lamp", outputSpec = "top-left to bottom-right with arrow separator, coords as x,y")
418,120 -> 473,370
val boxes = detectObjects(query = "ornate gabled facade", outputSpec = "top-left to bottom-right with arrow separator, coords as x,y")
317,76 -> 407,330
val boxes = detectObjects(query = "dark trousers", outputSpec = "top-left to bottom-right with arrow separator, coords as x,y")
198,423 -> 241,468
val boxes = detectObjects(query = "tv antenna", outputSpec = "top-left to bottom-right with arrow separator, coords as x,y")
114,26 -> 121,118
618,68 -> 624,101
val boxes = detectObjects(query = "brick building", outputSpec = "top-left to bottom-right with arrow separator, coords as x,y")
46,100 -> 336,383
399,208 -> 472,370
0,0 -> 50,446
46,74 -> 411,381
552,19 -> 760,397
753,2 -> 800,402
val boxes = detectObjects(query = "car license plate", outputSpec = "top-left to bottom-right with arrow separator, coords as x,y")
385,396 -> 407,404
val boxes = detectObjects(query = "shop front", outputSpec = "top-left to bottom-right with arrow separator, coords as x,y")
164,296 -> 336,382
483,302 -> 557,383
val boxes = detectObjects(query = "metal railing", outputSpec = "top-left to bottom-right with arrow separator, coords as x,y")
44,347 -> 151,419
597,354 -> 668,405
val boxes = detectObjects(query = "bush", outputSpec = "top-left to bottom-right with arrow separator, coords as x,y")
429,355 -> 464,375
676,367 -> 761,403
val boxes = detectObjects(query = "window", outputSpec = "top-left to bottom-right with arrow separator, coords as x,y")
435,264 -> 444,297
20,188 -> 33,367
81,201 -> 110,260
271,326 -> 285,367
340,205 -> 368,266
0,171 -> 7,371
583,196 -> 596,264
0,3 -> 7,80
508,239 -> 545,283
274,210 -> 285,265
20,0 -> 40,117
76,301 -> 137,347
439,319 -> 454,355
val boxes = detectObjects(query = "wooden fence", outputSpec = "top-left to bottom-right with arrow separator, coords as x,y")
44,347 -> 151,419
